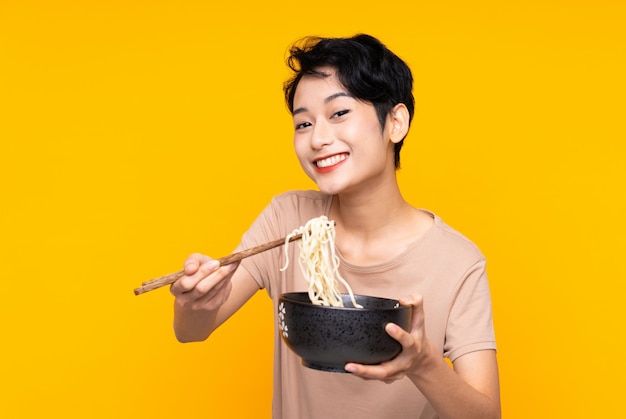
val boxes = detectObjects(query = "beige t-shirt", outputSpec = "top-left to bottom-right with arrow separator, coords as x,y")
239,190 -> 496,419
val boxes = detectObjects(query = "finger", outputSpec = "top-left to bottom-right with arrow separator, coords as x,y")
385,322 -> 415,348
182,262 -> 238,299
183,253 -> 213,275
344,362 -> 399,381
398,293 -> 423,308
175,259 -> 220,293
193,259 -> 221,279
192,277 -> 234,310
344,362 -> 376,376
186,263 -> 238,309
193,266 -> 234,295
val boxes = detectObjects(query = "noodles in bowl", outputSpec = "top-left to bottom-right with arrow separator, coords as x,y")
281,215 -> 362,308
278,216 -> 411,372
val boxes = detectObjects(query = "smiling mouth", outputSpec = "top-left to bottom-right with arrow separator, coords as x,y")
315,153 -> 347,168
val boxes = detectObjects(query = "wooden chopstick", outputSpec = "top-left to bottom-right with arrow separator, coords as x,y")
133,233 -> 302,295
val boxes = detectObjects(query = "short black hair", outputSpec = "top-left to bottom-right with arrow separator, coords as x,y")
284,34 -> 415,168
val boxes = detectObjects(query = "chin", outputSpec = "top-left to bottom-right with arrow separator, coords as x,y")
315,181 -> 349,196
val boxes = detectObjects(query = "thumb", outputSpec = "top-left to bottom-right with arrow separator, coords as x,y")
399,293 -> 423,308
399,294 -> 425,334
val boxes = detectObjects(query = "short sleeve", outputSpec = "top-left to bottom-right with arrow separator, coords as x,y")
238,198 -> 284,293
443,260 -> 497,361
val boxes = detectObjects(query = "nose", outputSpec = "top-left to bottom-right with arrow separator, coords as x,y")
310,120 -> 334,149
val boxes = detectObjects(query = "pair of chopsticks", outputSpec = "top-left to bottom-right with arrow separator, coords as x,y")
134,233 -> 302,295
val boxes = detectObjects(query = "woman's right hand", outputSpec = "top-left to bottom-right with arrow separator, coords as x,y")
170,253 -> 240,312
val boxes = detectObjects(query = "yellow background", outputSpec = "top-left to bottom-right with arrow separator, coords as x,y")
1,1 -> 624,417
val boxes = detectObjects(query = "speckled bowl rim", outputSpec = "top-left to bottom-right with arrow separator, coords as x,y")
279,292 -> 405,312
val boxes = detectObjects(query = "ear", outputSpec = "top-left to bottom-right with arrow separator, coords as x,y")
387,103 -> 410,144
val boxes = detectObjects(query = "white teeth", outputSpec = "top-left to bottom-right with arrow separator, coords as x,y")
316,154 -> 346,168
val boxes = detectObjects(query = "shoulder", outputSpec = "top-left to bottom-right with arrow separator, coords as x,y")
421,210 -> 485,263
246,190 -> 332,239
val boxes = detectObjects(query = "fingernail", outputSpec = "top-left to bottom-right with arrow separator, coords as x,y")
207,260 -> 220,269
345,365 -> 355,373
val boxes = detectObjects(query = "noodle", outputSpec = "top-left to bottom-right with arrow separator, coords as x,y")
280,216 -> 362,308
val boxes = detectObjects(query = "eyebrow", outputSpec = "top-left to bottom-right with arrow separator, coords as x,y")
293,92 -> 354,116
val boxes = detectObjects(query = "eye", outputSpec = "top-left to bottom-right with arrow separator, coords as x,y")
332,109 -> 350,119
295,121 -> 312,130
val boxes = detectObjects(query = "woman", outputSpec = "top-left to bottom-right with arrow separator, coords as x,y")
171,34 -> 500,419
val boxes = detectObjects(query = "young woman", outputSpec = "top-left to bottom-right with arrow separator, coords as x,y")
171,34 -> 501,419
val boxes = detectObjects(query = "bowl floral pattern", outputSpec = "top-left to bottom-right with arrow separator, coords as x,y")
278,301 -> 288,338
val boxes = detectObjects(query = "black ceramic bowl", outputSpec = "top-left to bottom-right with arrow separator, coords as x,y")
278,292 -> 412,373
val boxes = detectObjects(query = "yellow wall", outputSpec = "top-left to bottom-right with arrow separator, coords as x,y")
1,1 -> 624,417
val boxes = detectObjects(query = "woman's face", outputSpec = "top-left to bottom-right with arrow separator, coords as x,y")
291,67 -> 397,196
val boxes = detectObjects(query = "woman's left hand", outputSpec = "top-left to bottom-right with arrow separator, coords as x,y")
344,293 -> 435,383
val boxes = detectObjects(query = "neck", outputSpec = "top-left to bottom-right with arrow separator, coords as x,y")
329,180 -> 410,237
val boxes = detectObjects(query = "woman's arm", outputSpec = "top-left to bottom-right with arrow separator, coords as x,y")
406,344 -> 500,419
346,294 -> 501,419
